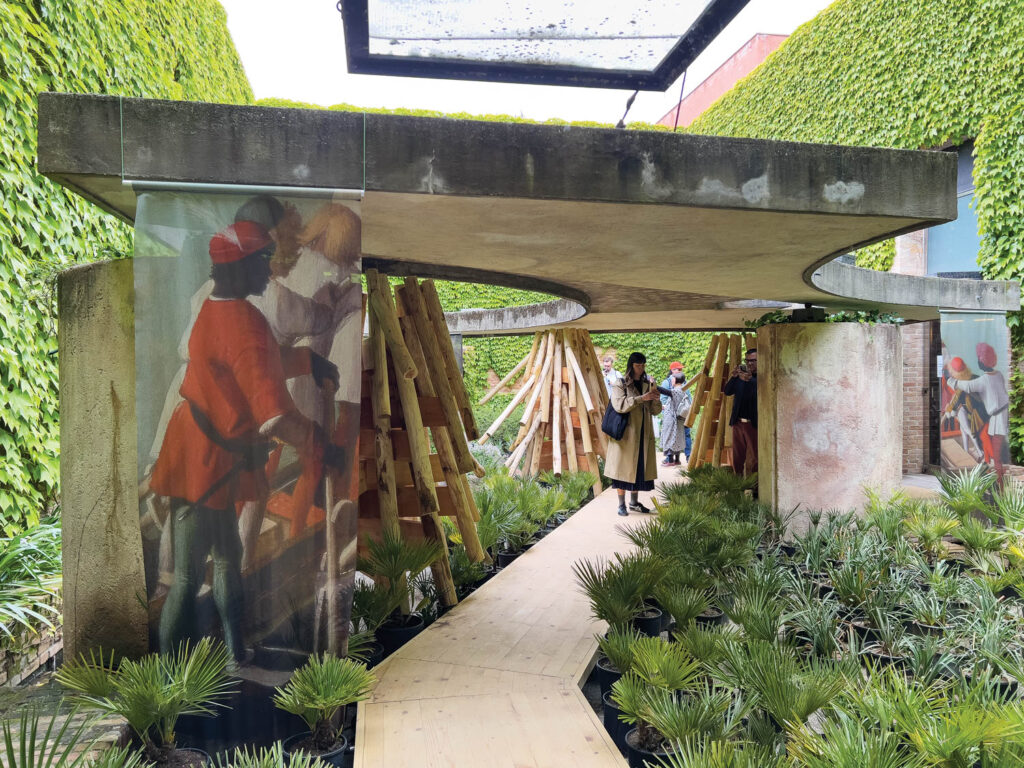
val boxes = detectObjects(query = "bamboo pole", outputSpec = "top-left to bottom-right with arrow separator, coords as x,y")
368,286 -> 400,538
567,352 -> 577,411
564,342 -> 596,415
508,334 -> 548,449
571,330 -> 603,409
551,332 -> 563,475
478,373 -> 536,445
365,270 -> 418,380
583,331 -> 611,412
507,411 -> 543,471
521,332 -> 542,387
520,335 -> 553,426
402,278 -> 477,475
420,280 -> 479,440
724,335 -> 743,451
561,398 -> 578,473
529,422 -> 548,477
687,396 -> 713,470
381,287 -> 457,607
395,286 -> 485,563
686,334 -> 722,428
478,351 -> 530,405
539,331 -> 556,423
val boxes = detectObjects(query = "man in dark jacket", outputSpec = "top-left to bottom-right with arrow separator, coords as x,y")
722,348 -> 757,476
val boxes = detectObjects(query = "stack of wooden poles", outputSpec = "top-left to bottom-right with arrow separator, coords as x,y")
477,328 -> 606,496
359,270 -> 486,608
686,332 -> 757,470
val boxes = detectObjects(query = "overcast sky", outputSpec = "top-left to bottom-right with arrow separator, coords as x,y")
219,0 -> 834,125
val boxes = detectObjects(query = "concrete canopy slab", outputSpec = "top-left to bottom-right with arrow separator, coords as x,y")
38,93 -> 1019,334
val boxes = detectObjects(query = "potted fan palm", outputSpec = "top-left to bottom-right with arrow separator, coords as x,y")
594,626 -> 640,695
610,636 -> 703,768
358,528 -> 444,656
717,639 -> 845,733
217,742 -> 330,767
55,638 -> 235,766
273,654 -> 376,765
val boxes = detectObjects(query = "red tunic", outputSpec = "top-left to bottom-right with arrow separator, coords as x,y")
150,299 -> 304,510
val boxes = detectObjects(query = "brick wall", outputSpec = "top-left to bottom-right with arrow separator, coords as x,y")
901,322 -> 932,473
0,627 -> 62,687
893,231 -> 931,474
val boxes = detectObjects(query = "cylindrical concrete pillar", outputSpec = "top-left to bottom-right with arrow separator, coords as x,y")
758,322 -> 903,533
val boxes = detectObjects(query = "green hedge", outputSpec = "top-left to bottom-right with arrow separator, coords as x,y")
0,1 -> 251,533
689,0 -> 1024,458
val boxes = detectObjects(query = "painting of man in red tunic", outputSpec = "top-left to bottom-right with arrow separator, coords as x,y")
147,220 -> 348,662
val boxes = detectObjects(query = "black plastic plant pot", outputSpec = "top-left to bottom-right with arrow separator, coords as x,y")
364,641 -> 385,669
283,733 -> 349,767
695,606 -> 726,628
496,550 -> 521,568
624,728 -> 669,768
376,613 -> 426,656
602,691 -> 628,751
779,542 -> 797,558
861,644 -> 906,668
631,606 -> 663,637
593,656 -> 623,696
906,619 -> 949,637
167,748 -> 212,767
847,619 -> 880,645
645,598 -> 672,631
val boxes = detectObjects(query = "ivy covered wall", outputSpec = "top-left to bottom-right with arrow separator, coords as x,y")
0,1 -> 252,533
688,0 -> 1024,457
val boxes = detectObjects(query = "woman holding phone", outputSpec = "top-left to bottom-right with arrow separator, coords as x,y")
605,352 -> 662,516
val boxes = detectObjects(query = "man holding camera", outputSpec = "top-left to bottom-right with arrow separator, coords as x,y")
723,348 -> 758,477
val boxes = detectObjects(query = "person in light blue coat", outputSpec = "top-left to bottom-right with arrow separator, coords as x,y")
660,362 -> 691,465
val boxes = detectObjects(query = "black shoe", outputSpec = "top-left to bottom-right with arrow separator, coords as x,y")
617,506 -> 629,517
629,501 -> 652,514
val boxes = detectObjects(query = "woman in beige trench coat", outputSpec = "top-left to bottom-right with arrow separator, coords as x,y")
605,352 -> 662,516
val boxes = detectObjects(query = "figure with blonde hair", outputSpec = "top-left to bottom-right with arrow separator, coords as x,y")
279,202 -> 363,536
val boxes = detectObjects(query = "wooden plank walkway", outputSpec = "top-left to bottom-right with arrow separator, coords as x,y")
354,468 -> 671,768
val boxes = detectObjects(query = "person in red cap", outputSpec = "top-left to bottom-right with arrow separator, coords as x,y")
659,362 -> 691,465
149,220 -> 343,661
948,341 -> 1010,481
943,357 -> 986,462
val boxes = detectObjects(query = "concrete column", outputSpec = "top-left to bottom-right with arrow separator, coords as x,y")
449,333 -> 464,373
58,259 -> 148,660
758,323 -> 902,533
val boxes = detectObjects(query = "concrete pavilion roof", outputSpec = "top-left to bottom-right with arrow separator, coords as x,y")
38,93 -> 1019,335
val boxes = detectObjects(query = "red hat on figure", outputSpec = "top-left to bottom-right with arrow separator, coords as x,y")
669,361 -> 683,371
976,342 -> 998,370
209,221 -> 273,264
949,357 -> 973,381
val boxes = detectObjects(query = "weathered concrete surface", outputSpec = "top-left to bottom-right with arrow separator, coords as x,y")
58,259 -> 148,660
444,299 -> 586,335
758,323 -> 902,531
37,92 -> 1020,334
810,260 -> 1019,316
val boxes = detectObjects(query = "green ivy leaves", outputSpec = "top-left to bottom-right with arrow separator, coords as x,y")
690,0 -> 1024,460
1,0 -> 251,533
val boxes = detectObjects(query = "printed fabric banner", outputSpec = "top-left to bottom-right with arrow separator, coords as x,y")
939,311 -> 1011,481
134,191 -> 362,692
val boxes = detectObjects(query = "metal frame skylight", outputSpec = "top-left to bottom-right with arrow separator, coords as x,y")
338,0 -> 750,91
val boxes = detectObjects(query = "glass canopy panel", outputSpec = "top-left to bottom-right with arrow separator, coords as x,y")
366,0 -> 715,73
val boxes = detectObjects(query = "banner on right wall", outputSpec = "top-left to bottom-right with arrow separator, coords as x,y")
938,311 -> 1011,482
